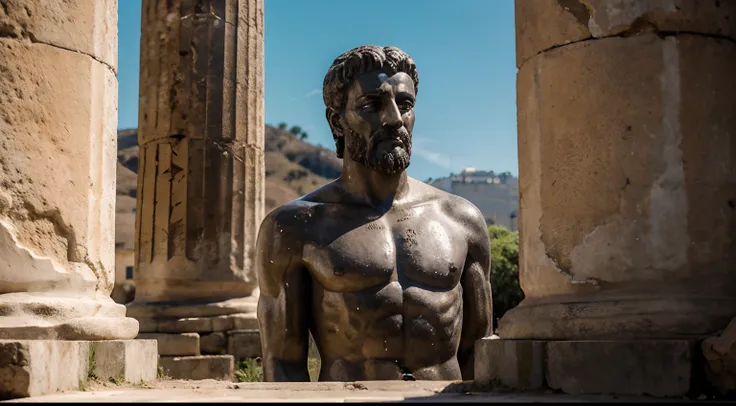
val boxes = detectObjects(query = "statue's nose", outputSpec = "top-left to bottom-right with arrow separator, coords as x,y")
380,100 -> 403,129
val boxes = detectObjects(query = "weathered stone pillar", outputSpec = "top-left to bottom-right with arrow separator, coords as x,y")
127,0 -> 264,376
0,2 -> 159,398
0,0 -> 138,340
476,1 -> 736,397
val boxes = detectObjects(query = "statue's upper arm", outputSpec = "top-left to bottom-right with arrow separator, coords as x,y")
255,206 -> 304,298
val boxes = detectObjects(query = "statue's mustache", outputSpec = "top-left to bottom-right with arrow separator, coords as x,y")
368,127 -> 411,151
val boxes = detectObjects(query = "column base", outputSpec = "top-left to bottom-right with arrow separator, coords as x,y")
498,293 -> 736,340
0,339 -> 158,399
0,292 -> 139,340
475,337 -> 702,397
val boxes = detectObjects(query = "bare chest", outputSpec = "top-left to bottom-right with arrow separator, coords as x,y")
303,213 -> 467,292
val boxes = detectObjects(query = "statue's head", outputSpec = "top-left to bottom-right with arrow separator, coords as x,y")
323,45 -> 419,175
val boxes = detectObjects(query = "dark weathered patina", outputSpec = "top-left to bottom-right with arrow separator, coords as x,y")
256,45 -> 492,382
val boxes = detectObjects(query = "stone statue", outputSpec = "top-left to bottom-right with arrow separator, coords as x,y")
256,45 -> 492,382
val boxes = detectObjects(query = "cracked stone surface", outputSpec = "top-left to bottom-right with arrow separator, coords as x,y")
515,0 -> 736,68
0,0 -> 117,72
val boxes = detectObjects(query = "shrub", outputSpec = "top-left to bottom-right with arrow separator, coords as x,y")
488,225 -> 524,329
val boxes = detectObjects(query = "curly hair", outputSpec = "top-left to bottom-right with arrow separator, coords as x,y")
322,45 -> 419,158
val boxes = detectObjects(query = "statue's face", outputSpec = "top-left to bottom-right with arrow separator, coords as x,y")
341,69 -> 416,175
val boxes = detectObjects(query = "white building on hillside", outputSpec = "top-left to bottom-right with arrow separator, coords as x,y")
428,167 -> 519,230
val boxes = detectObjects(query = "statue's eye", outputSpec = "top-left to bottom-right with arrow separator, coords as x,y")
398,100 -> 414,112
360,102 -> 377,112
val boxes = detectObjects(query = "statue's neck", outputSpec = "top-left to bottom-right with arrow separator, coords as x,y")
340,156 -> 410,210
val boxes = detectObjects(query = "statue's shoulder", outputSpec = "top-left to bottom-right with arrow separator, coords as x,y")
262,180 -> 342,231
416,179 -> 487,237
262,199 -> 315,231
298,179 -> 342,205
411,178 -> 483,219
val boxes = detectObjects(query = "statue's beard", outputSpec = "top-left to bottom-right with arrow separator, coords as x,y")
345,126 -> 412,176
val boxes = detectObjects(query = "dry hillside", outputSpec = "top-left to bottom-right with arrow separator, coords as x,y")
115,125 -> 342,249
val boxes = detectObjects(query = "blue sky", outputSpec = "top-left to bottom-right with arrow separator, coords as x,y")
117,0 -> 517,181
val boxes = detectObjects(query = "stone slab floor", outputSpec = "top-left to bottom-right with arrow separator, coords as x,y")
2,380 -> 684,403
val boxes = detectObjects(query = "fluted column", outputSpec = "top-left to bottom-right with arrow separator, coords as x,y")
499,0 -> 736,340
0,0 -> 138,339
127,0 -> 264,323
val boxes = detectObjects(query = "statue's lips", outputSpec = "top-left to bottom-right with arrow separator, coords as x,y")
379,138 -> 404,147
373,134 -> 408,148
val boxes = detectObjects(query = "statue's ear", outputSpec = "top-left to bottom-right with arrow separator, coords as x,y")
326,107 -> 343,138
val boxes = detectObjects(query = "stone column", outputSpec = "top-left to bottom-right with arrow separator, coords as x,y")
0,0 -> 138,341
127,0 -> 264,376
476,1 -> 736,396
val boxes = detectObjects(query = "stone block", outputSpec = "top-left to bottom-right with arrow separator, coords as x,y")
137,317 -> 158,333
211,315 -> 235,332
546,340 -> 692,397
702,317 -> 736,394
0,339 -> 157,400
212,313 -> 258,331
137,333 -> 199,356
515,0 -> 736,67
200,332 -> 227,355
0,340 -> 87,399
157,317 -> 213,334
90,339 -> 158,383
231,313 -> 259,330
159,355 -> 234,381
228,329 -> 261,361
135,314 -> 258,334
474,338 -> 545,390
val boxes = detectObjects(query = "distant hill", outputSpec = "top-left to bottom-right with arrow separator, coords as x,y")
115,125 -> 342,249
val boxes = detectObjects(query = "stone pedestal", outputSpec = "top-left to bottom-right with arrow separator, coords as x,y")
501,0 -> 736,340
0,0 -> 138,340
0,339 -> 158,400
128,0 -> 265,379
475,338 -> 694,397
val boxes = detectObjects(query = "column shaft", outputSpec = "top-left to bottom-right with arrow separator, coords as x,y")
500,0 -> 736,339
128,0 -> 264,319
0,0 -> 138,340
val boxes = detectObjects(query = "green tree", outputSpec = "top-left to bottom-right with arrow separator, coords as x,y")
300,132 -> 308,140
278,122 -> 288,130
488,225 -> 524,330
289,125 -> 302,136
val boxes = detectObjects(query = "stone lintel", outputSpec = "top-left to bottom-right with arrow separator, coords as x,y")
475,338 -> 695,397
0,339 -> 158,400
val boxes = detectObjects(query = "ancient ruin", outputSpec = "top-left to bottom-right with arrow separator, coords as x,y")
0,0 -> 157,398
256,45 -> 493,382
125,0 -> 265,380
475,0 -> 736,397
1,0 -> 735,400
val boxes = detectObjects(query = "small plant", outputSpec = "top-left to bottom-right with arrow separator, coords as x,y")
235,358 -> 263,383
87,345 -> 98,381
308,357 -> 320,382
109,373 -> 125,385
157,365 -> 170,380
